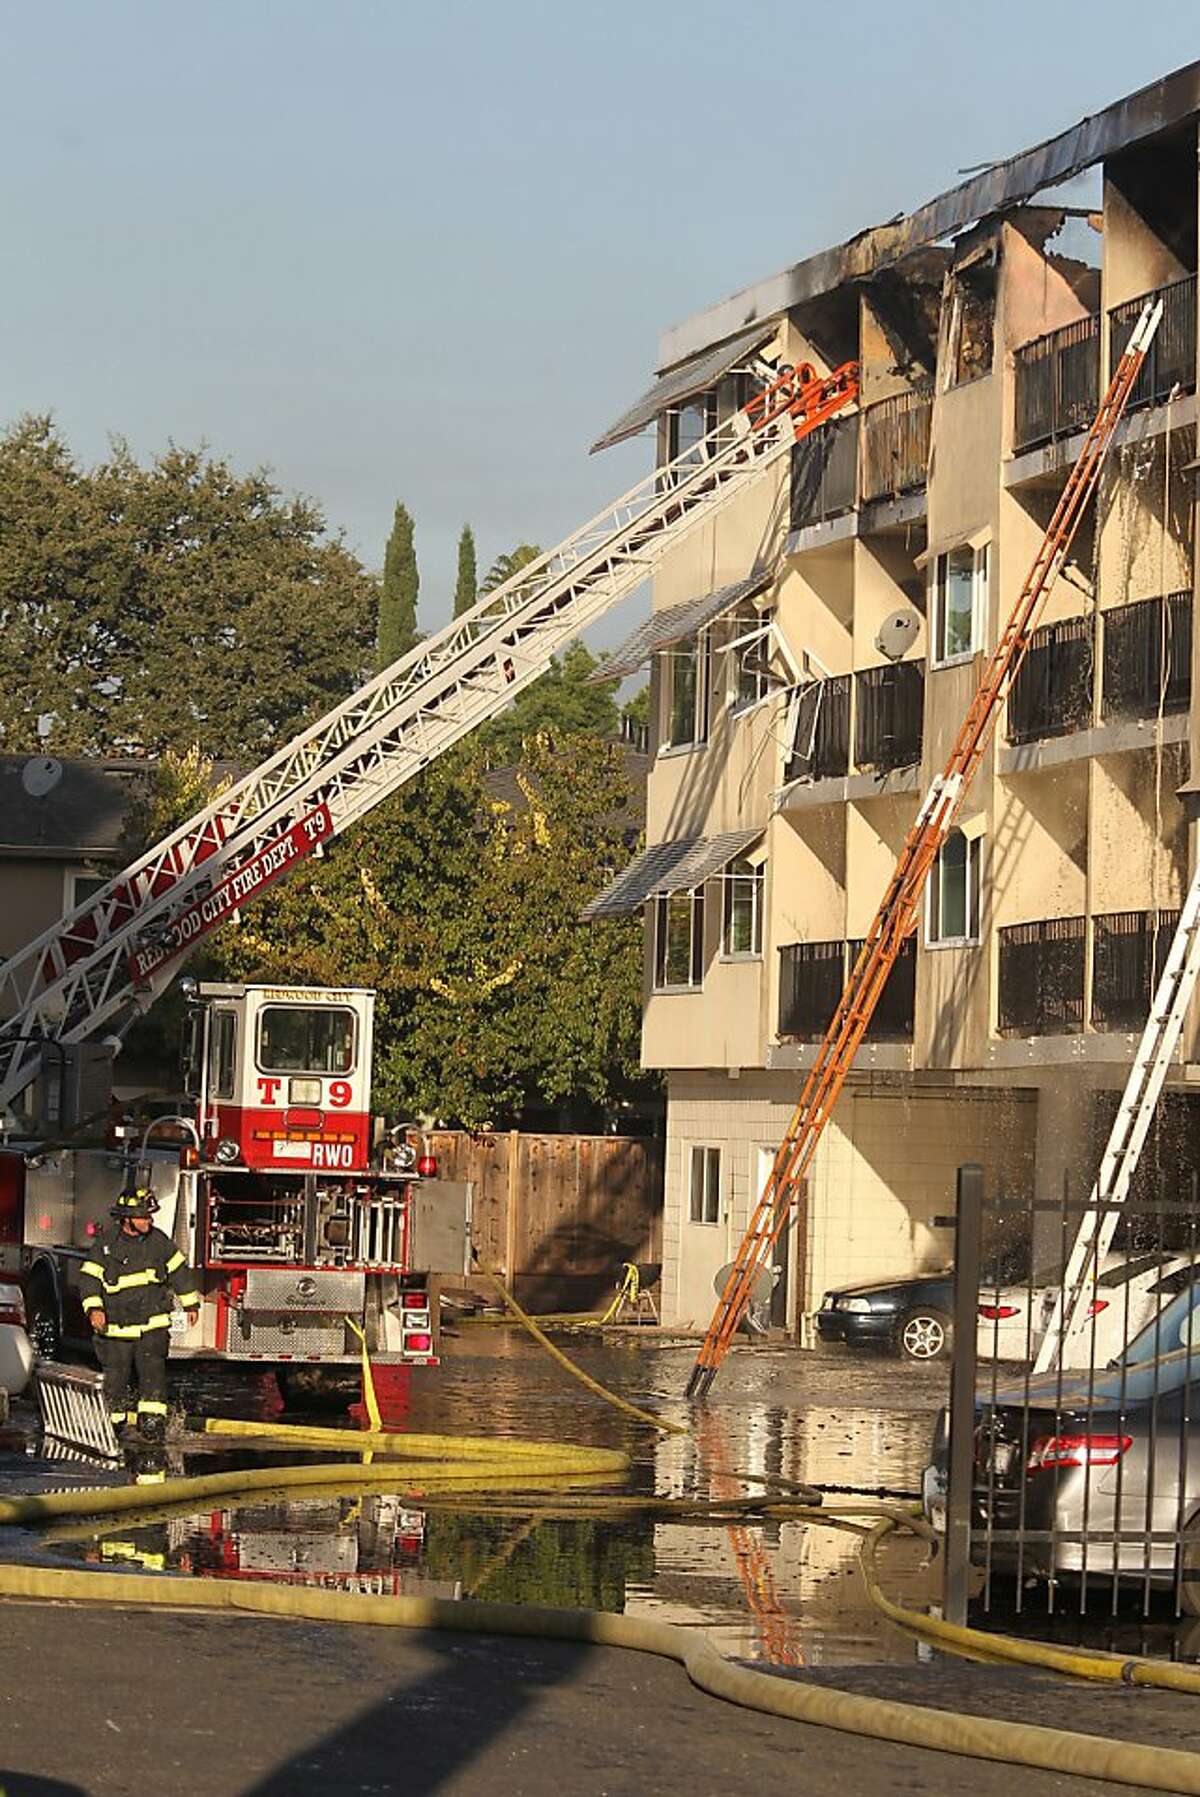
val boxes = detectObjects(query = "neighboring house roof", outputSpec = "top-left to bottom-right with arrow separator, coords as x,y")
0,756 -> 148,860
482,739 -> 649,840
593,59 -> 1200,447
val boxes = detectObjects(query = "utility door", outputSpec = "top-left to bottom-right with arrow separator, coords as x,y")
678,1142 -> 729,1327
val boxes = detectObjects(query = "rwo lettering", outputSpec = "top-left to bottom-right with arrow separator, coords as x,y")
313,1142 -> 355,1168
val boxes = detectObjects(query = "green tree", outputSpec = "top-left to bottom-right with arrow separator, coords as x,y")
0,417 -> 378,759
479,639 -> 619,765
378,500 -> 419,668
621,684 -> 650,735
452,523 -> 477,617
481,542 -> 540,597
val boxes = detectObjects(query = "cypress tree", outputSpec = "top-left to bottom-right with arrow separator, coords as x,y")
453,523 -> 477,618
378,501 -> 419,668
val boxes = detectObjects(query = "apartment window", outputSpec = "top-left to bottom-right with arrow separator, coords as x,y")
663,631 -> 710,749
928,829 -> 982,946
64,870 -> 107,915
945,259 -> 996,388
654,887 -> 705,989
932,543 -> 987,666
724,601 -> 774,711
689,1145 -> 721,1225
668,390 -> 716,465
723,858 -> 763,957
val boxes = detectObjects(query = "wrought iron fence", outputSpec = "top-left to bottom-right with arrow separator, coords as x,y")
847,934 -> 915,1039
1091,908 -> 1180,1031
1007,616 -> 1094,744
854,659 -> 924,772
941,1165 -> 1200,1629
790,413 -> 859,530
997,916 -> 1085,1036
778,938 -> 844,1040
860,382 -> 933,502
784,675 -> 851,783
1101,591 -> 1192,722
1012,315 -> 1100,453
1109,274 -> 1197,410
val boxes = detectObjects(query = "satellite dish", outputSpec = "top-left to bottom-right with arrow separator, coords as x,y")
875,608 -> 921,663
21,756 -> 63,799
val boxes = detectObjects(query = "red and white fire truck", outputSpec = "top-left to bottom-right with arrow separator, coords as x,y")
0,980 -> 470,1371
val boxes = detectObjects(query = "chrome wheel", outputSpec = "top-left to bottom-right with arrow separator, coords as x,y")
900,1310 -> 950,1361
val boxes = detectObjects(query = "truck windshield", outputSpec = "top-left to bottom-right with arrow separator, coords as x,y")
257,1005 -> 356,1075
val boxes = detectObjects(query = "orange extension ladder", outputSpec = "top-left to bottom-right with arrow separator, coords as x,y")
686,298 -> 1164,1399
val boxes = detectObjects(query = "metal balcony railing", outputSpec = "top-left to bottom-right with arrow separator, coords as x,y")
1091,908 -> 1180,1031
1101,591 -> 1192,722
847,934 -> 915,1040
1012,314 -> 1100,453
854,659 -> 924,772
860,383 -> 933,503
997,916 -> 1085,1036
778,939 -> 845,1040
790,413 -> 859,530
1006,616 -> 1094,744
785,674 -> 851,783
1109,275 -> 1197,410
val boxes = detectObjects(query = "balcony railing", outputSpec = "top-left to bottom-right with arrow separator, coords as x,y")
1013,314 -> 1100,453
997,916 -> 1085,1036
1101,591 -> 1192,722
860,383 -> 933,503
790,413 -> 859,530
1007,616 -> 1093,744
1109,275 -> 1197,410
854,660 -> 924,772
778,939 -> 844,1040
779,936 -> 914,1041
785,674 -> 851,783
1092,908 -> 1180,1031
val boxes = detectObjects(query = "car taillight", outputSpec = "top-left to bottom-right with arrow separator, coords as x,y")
978,1304 -> 1019,1320
404,1332 -> 432,1353
1086,1299 -> 1109,1317
1028,1433 -> 1132,1471
401,1290 -> 428,1309
416,1154 -> 437,1178
0,1281 -> 26,1328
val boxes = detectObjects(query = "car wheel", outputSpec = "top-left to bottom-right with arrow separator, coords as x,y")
1179,1513 -> 1200,1617
898,1309 -> 952,1362
25,1275 -> 61,1362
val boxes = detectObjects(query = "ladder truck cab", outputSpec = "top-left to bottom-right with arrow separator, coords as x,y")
176,979 -> 469,1366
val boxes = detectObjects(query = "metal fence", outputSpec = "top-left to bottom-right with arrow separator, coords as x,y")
997,916 -> 1085,1036
1101,591 -> 1192,723
1013,315 -> 1100,453
860,383 -> 933,502
785,675 -> 851,783
778,936 -> 913,1040
1007,616 -> 1093,744
1091,909 -> 1180,1031
854,659 -> 924,772
1109,275 -> 1197,411
942,1165 -> 1200,1626
790,413 -> 859,530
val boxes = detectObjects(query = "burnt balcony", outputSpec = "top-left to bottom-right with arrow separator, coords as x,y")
860,383 -> 933,503
1013,314 -> 1100,454
1101,591 -> 1192,723
1092,908 -> 1180,1031
1007,616 -> 1094,744
785,674 -> 851,784
997,916 -> 1085,1036
1109,275 -> 1197,410
854,659 -> 924,773
791,413 -> 859,531
778,939 -> 844,1040
778,936 -> 914,1041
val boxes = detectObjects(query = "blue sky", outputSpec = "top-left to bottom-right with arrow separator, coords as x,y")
2,2 -> 1197,647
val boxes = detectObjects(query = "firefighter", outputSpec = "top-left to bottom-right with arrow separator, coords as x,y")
79,1188 -> 200,1439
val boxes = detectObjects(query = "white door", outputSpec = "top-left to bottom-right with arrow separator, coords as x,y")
678,1144 -> 730,1327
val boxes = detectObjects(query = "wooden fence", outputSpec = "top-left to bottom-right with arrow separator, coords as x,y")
426,1129 -> 664,1314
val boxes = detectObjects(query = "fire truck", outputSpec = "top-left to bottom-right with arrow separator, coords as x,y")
0,980 -> 470,1371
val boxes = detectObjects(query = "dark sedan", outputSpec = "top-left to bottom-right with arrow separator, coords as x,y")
817,1271 -> 954,1362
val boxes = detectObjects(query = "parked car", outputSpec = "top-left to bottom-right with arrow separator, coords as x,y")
0,1279 -> 34,1422
976,1249 -> 1198,1367
923,1283 -> 1200,1606
817,1272 -> 955,1361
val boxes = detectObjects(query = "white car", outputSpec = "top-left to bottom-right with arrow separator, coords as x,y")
976,1250 -> 1196,1368
0,1279 -> 35,1417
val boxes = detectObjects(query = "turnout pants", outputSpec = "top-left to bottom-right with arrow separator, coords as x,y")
99,1328 -> 170,1436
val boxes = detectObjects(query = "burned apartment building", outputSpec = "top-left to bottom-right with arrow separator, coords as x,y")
584,62 -> 1200,1331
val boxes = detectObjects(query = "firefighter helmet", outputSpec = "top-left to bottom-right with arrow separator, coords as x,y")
111,1187 -> 159,1219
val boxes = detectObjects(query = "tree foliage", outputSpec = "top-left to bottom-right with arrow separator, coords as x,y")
217,733 -> 649,1129
378,500 -> 419,668
481,542 -> 540,597
452,523 -> 477,618
0,417 -> 377,760
479,640 -> 619,765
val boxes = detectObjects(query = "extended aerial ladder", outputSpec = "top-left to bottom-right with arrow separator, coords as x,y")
1034,862 -> 1200,1373
0,354 -> 858,1113
686,299 -> 1164,1400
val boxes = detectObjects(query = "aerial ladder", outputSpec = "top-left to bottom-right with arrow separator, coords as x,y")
1034,861 -> 1200,1373
686,298 -> 1164,1400
0,355 -> 858,1113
